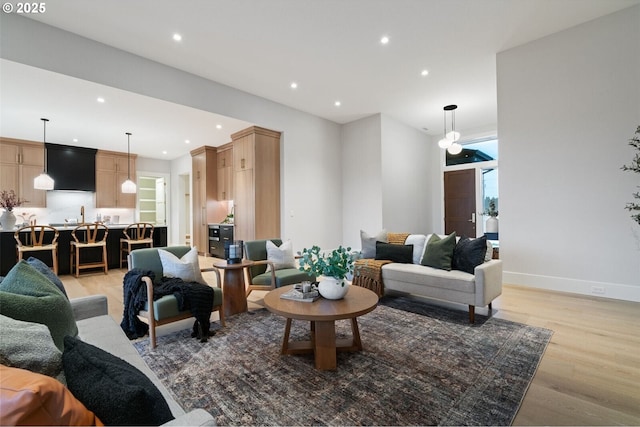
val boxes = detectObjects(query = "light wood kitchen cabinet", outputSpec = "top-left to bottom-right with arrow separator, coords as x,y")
191,146 -> 218,255
95,150 -> 137,208
0,138 -> 46,207
231,126 -> 280,241
216,143 -> 233,201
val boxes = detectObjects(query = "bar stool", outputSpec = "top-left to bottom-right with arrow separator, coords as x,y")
70,222 -> 109,277
14,225 -> 60,274
120,222 -> 154,268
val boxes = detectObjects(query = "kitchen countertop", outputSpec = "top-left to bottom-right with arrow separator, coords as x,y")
1,224 -> 167,233
208,223 -> 234,226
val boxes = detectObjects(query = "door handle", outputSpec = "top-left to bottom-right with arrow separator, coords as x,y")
468,213 -> 476,223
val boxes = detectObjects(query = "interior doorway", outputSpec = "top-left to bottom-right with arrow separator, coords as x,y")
444,169 -> 476,237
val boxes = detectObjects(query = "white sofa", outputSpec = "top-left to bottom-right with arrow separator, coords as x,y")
358,233 -> 503,323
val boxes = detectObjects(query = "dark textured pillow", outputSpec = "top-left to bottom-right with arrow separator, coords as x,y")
26,256 -> 68,298
452,235 -> 488,274
421,233 -> 457,270
375,242 -> 414,263
62,336 -> 174,426
0,260 -> 77,351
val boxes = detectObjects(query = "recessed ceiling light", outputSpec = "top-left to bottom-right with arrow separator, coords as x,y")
173,33 -> 182,42
185,139 -> 190,144
216,124 -> 222,129
73,138 -> 78,142
290,82 -> 298,89
421,69 -> 429,76
97,97 -> 105,103
162,150 -> 168,155
380,35 -> 390,45
334,100 -> 341,107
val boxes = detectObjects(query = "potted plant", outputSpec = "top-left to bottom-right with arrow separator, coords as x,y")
0,190 -> 27,230
482,198 -> 499,234
621,125 -> 640,226
298,245 -> 355,299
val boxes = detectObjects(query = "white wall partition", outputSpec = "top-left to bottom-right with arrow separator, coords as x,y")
497,5 -> 640,301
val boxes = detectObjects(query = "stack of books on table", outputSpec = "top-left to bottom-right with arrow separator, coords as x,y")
280,288 -> 320,302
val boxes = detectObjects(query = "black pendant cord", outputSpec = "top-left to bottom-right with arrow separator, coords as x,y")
41,118 -> 49,173
126,132 -> 132,180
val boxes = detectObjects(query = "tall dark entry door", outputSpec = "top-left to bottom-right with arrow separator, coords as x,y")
444,169 -> 476,237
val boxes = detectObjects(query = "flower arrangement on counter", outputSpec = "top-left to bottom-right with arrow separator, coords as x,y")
0,190 -> 28,212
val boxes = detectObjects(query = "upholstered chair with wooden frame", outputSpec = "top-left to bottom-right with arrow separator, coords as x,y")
120,222 -> 154,268
128,246 -> 225,349
14,225 -> 60,275
243,239 -> 316,297
70,222 -> 109,277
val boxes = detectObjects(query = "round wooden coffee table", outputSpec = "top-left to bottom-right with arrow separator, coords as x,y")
263,284 -> 378,370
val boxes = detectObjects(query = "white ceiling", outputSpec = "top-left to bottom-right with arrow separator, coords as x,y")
1,0 -> 638,160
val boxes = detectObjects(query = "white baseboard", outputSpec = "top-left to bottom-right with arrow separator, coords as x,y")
503,271 -> 640,302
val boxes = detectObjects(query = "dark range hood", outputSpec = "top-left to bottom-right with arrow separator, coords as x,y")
45,143 -> 97,191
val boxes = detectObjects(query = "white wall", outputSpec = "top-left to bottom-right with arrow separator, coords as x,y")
342,113 -> 436,249
342,115 -> 384,248
381,115 -> 432,234
497,5 -> 640,301
1,14 -> 342,251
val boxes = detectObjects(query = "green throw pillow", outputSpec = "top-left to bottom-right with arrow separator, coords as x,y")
0,314 -> 64,382
421,233 -> 457,271
0,260 -> 77,351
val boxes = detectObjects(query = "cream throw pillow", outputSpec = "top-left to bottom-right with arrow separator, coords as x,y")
158,247 -> 205,284
265,240 -> 295,272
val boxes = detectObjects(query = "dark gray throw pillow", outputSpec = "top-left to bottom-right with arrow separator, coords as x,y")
421,233 -> 457,271
62,336 -> 174,426
375,242 -> 414,264
452,235 -> 488,274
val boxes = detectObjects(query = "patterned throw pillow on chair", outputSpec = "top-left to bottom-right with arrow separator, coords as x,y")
265,240 -> 296,272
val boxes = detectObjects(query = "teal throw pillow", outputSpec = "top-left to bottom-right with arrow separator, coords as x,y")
0,260 -> 77,351
421,233 -> 457,271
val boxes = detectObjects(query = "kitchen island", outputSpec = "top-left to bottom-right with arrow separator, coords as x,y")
0,224 -> 167,276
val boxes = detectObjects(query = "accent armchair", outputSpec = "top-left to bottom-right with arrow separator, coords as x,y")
244,239 -> 316,297
127,246 -> 225,348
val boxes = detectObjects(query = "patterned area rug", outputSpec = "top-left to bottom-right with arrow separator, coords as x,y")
134,295 -> 552,426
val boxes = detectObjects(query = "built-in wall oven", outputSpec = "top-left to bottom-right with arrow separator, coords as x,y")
208,224 -> 234,258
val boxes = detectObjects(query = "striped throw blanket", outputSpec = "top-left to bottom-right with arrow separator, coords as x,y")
352,232 -> 409,296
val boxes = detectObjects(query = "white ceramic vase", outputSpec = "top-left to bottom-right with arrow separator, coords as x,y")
317,277 -> 349,300
486,216 -> 499,233
0,210 -> 16,231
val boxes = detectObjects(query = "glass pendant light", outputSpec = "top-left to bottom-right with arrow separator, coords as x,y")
34,118 -> 55,190
121,132 -> 137,193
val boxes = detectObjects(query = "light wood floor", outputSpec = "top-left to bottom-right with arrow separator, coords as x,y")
60,259 -> 640,426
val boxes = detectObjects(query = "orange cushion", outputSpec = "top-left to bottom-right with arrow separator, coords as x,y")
0,365 -> 103,426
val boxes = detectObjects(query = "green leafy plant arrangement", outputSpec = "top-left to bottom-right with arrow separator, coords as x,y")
0,190 -> 27,212
298,245 -> 355,284
621,126 -> 640,225
482,198 -> 499,217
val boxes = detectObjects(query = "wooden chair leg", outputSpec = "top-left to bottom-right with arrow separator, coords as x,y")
102,246 -> 108,274
52,248 -> 58,275
469,305 -> 475,324
218,306 -> 226,327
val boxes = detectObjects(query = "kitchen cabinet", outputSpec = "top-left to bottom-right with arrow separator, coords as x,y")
191,146 -> 218,255
231,126 -> 281,241
95,150 -> 137,208
0,138 -> 46,207
216,143 -> 233,201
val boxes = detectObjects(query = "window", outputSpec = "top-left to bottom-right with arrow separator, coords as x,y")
446,138 -> 498,167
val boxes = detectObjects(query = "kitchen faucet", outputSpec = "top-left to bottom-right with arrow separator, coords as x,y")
80,206 -> 85,224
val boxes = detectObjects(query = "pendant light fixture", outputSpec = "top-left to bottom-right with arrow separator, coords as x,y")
34,118 -> 55,190
121,132 -> 137,193
437,105 -> 463,155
